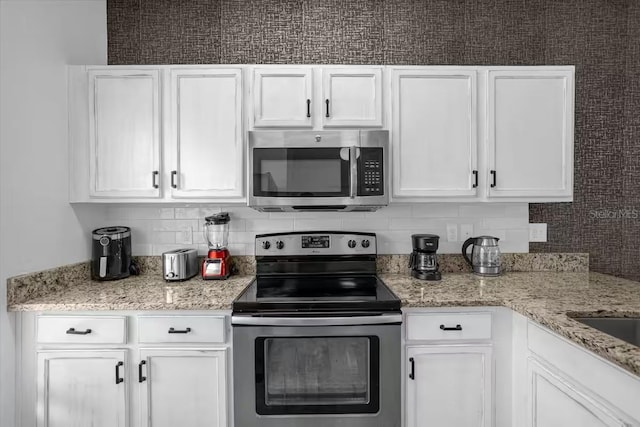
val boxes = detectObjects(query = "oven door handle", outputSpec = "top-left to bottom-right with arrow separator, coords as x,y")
232,313 -> 402,326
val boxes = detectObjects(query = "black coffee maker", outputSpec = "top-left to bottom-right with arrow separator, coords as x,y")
409,234 -> 442,280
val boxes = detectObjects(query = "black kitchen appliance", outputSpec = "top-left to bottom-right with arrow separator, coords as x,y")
409,234 -> 442,281
232,231 -> 401,427
91,226 -> 132,281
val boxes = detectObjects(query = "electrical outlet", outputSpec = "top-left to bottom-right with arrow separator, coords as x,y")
446,224 -> 458,242
460,224 -> 473,240
529,223 -> 547,242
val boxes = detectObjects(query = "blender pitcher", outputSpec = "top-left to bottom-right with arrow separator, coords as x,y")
202,212 -> 231,279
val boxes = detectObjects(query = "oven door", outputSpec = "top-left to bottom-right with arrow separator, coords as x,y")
232,314 -> 401,427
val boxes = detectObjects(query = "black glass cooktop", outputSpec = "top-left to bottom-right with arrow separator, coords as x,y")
232,274 -> 401,313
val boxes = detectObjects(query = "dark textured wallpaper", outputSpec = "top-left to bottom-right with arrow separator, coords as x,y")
107,0 -> 640,281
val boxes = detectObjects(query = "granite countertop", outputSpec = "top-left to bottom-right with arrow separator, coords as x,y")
6,254 -> 640,377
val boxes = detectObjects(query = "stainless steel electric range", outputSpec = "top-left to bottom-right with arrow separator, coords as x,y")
232,231 -> 401,427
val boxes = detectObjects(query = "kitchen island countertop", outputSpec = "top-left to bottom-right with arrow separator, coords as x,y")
7,269 -> 640,377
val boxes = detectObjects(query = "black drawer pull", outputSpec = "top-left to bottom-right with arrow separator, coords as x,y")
115,361 -> 124,384
440,324 -> 462,331
472,170 -> 478,188
138,360 -> 147,383
168,327 -> 191,334
409,357 -> 415,380
306,99 -> 311,118
66,328 -> 92,335
325,99 -> 330,117
490,170 -> 497,188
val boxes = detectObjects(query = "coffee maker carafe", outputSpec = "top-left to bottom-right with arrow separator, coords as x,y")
409,234 -> 441,281
462,236 -> 501,276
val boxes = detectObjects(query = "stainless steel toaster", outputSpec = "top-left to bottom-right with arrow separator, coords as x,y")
162,249 -> 199,281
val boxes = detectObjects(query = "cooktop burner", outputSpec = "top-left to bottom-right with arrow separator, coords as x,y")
232,232 -> 401,314
233,274 -> 400,313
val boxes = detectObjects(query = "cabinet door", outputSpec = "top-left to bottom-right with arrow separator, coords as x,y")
139,349 -> 227,427
168,69 -> 243,198
37,350 -> 128,427
253,68 -> 313,127
406,345 -> 492,427
88,69 -> 161,198
322,68 -> 383,127
528,358 -> 628,427
487,68 -> 574,200
391,69 -> 478,198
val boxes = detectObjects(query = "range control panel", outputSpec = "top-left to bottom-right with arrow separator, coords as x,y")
255,232 -> 377,257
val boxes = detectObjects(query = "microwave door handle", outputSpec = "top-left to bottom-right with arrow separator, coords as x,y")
349,146 -> 359,198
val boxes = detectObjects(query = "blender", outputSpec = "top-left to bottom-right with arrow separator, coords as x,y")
202,212 -> 231,280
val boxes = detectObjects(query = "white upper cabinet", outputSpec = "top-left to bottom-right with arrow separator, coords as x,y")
486,68 -> 574,200
88,69 -> 161,198
322,68 -> 383,127
391,68 -> 478,198
252,68 -> 313,128
70,65 -> 245,203
168,68 -> 243,198
251,66 -> 384,129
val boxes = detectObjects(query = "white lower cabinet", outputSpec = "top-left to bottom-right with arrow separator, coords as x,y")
512,313 -> 640,427
528,358 -> 628,427
36,349 -> 128,427
406,345 -> 492,427
138,349 -> 227,427
23,312 -> 231,427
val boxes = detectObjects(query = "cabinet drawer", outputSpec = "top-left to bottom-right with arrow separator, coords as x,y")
138,315 -> 225,344
36,315 -> 127,344
406,312 -> 492,341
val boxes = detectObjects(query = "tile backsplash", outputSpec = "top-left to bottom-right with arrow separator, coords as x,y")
102,203 -> 529,256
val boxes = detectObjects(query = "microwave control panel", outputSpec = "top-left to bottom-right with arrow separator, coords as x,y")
358,148 -> 384,196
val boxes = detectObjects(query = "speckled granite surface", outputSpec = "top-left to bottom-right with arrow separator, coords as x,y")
376,252 -> 589,274
7,252 -> 640,377
382,271 -> 640,377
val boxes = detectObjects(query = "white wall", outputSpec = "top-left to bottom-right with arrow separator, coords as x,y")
103,203 -> 530,256
0,1 -> 107,425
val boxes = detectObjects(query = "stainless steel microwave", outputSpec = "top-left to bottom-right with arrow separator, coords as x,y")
248,130 -> 389,212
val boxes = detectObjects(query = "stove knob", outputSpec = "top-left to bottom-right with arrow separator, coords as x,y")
262,241 -> 271,250
361,239 -> 371,248
275,240 -> 285,250
167,272 -> 175,278
348,239 -> 357,249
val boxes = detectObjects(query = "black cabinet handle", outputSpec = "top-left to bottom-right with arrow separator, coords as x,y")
168,327 -> 191,334
490,170 -> 496,188
152,171 -> 159,189
306,99 -> 311,118
409,357 -> 415,380
138,360 -> 147,383
171,170 -> 178,189
66,328 -> 92,335
325,99 -> 330,118
115,361 -> 124,384
472,170 -> 478,188
440,324 -> 462,331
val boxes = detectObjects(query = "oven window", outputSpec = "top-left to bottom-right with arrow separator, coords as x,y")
252,148 -> 350,197
255,336 -> 380,415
